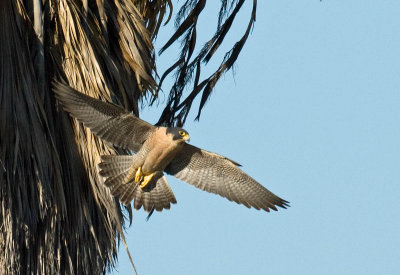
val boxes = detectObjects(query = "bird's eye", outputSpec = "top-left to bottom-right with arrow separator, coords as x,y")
179,130 -> 185,136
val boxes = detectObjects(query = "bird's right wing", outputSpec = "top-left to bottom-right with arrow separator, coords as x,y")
53,81 -> 154,152
165,144 -> 289,212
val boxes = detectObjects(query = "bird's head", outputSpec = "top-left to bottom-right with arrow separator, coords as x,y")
167,127 -> 190,142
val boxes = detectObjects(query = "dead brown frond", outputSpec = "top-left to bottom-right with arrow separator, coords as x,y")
0,0 -> 257,274
0,0 -> 160,273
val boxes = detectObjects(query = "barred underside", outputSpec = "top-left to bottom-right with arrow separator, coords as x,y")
99,155 -> 177,212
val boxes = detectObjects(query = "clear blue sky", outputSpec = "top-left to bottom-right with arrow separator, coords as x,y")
114,1 -> 400,274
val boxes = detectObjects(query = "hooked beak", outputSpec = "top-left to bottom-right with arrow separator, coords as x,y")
183,134 -> 190,142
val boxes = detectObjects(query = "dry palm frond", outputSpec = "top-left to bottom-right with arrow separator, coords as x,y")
156,0 -> 258,126
0,0 -> 160,273
0,0 -> 257,274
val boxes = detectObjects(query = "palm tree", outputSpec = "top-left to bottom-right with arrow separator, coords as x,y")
0,0 -> 257,274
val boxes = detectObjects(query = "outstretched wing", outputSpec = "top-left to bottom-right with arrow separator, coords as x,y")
53,81 -> 154,152
165,144 -> 289,212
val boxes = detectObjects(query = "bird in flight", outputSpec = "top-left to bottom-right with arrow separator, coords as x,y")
53,82 -> 289,214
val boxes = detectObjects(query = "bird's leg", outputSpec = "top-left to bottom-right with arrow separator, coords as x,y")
134,166 -> 143,183
122,164 -> 138,184
140,173 -> 154,189
122,165 -> 141,184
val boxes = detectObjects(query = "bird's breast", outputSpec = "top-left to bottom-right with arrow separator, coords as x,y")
141,137 -> 183,174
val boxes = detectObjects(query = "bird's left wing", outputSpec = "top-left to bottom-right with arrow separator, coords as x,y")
165,144 -> 289,212
53,81 -> 154,152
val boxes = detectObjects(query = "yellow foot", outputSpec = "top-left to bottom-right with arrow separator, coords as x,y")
140,173 -> 154,189
134,167 -> 142,183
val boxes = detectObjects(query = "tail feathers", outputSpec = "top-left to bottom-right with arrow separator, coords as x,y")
99,155 -> 135,177
99,155 -> 177,212
131,174 -> 177,212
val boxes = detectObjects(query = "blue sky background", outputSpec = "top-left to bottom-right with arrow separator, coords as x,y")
114,1 -> 400,274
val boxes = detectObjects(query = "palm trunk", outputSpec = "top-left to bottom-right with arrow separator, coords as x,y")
0,0 -> 255,274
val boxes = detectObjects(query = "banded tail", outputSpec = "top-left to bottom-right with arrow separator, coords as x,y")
99,155 -> 177,212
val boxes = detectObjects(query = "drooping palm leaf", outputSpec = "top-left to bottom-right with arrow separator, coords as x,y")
157,0 -> 257,126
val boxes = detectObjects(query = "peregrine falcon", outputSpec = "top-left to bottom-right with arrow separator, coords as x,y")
53,82 -> 289,213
